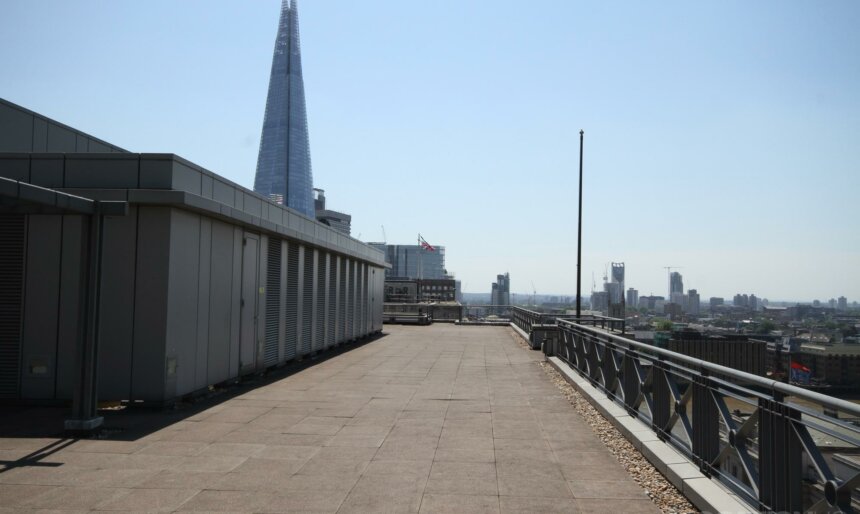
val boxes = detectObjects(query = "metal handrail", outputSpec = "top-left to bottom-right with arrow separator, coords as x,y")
557,319 -> 860,418
551,319 -> 860,513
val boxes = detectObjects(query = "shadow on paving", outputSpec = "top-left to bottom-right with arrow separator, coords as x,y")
0,333 -> 388,458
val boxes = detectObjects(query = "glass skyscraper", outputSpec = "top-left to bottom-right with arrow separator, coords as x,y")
254,0 -> 314,217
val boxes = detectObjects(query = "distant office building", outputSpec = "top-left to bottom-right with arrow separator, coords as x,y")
313,189 -> 351,236
384,278 -> 456,303
490,273 -> 510,314
813,299 -> 821,307
670,272 -> 683,296
670,292 -> 686,311
709,297 -> 724,309
639,295 -> 665,312
367,243 -> 447,279
749,294 -> 759,311
608,262 -> 625,319
626,288 -> 639,308
829,298 -> 837,309
687,289 -> 700,315
254,0 -> 315,217
838,296 -> 848,311
455,280 -> 463,303
590,291 -> 609,312
734,294 -> 750,308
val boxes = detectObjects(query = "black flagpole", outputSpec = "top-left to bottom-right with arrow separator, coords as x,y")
576,130 -> 584,320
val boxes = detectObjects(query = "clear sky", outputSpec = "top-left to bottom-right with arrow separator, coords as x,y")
2,1 -> 858,301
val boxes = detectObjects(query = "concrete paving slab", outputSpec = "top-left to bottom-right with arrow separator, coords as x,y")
0,325 -> 669,514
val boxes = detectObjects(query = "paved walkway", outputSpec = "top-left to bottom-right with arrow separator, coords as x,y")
0,325 -> 659,513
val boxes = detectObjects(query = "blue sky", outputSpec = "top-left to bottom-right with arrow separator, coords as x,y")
2,1 -> 858,301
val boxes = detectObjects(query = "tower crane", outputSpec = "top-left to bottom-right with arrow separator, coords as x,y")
663,266 -> 684,299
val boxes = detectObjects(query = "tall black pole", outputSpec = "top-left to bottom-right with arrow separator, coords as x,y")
576,130 -> 584,319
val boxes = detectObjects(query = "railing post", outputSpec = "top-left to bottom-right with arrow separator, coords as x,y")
758,395 -> 803,513
652,356 -> 670,439
622,349 -> 639,415
691,369 -> 719,476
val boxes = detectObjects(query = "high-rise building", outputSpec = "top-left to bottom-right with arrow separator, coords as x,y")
254,0 -> 315,217
838,296 -> 848,310
626,288 -> 639,308
313,189 -> 351,236
491,273 -> 510,313
608,262 -> 625,318
367,244 -> 447,279
687,289 -> 700,315
669,272 -> 683,297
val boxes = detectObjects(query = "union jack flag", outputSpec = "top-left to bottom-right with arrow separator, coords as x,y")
418,234 -> 435,252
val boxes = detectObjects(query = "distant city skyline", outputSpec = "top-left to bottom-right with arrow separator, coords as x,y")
2,0 -> 857,299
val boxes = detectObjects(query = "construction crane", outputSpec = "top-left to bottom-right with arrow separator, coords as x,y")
663,266 -> 684,299
381,225 -> 387,244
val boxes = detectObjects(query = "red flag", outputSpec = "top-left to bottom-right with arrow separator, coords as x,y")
419,235 -> 436,252
790,361 -> 810,373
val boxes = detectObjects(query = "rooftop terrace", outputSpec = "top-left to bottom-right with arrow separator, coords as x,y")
0,324 -> 662,513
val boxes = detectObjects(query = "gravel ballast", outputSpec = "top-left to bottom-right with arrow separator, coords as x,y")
511,331 -> 698,513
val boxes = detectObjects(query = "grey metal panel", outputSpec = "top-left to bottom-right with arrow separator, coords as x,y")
229,227 -> 243,376
194,217 -> 212,391
201,174 -> 213,200
88,140 -> 110,153
0,215 -> 25,399
237,233 -> 260,373
165,209 -> 201,397
55,215 -> 85,400
0,155 -> 30,182
20,216 -> 61,399
46,123 -> 76,152
97,207 -> 138,400
284,242 -> 299,360
360,263 -> 367,336
75,134 -> 87,152
65,155 -> 140,189
244,193 -> 262,217
212,178 -> 233,206
207,220 -> 234,385
171,160 -> 202,196
138,156 -> 175,189
0,102 -> 34,152
277,240 -> 287,362
131,207 -> 170,402
32,118 -> 47,152
30,155 -> 64,188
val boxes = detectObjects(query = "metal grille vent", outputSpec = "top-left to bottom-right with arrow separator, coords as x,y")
300,248 -> 313,355
284,243 -> 299,360
264,239 -> 281,367
347,261 -> 355,340
327,255 -> 337,349
315,252 -> 326,352
0,215 -> 25,399
338,258 -> 347,343
361,264 -> 369,336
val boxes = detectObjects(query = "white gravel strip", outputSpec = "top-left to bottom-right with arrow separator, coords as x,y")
510,331 -> 697,513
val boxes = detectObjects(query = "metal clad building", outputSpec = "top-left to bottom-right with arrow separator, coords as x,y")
0,101 -> 386,405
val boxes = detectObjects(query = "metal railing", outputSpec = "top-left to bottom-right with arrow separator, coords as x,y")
548,319 -> 860,513
510,307 -> 625,334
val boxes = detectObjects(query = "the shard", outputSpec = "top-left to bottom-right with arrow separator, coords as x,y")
254,0 -> 314,217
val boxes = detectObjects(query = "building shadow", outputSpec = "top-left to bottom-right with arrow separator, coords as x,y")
0,332 -> 389,445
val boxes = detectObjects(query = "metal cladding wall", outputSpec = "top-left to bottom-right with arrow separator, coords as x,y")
0,99 -> 126,154
0,152 -> 386,405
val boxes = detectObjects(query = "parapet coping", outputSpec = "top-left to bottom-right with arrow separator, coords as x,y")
544,355 -> 753,514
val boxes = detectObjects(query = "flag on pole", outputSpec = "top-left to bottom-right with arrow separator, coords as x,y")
418,234 -> 436,252
790,360 -> 811,385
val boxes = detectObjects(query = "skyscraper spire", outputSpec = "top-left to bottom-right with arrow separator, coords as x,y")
254,0 -> 315,217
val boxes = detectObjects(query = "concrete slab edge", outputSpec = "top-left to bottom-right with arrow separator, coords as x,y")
509,323 -> 531,344
545,356 -> 753,514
